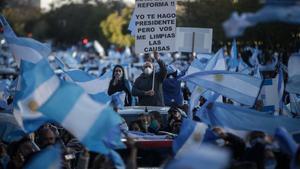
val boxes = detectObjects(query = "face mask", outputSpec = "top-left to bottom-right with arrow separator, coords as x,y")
144,67 -> 153,75
149,120 -> 159,131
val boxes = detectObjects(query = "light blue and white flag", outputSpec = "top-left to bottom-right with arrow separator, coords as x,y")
289,94 -> 300,116
19,59 -> 123,154
64,69 -> 111,103
24,144 -> 61,169
0,16 -> 50,64
205,48 -> 226,71
0,113 -> 26,143
223,4 -> 300,37
286,53 -> 300,95
14,59 -> 60,133
108,150 -> 125,169
197,102 -> 300,134
1,17 -> 54,132
258,75 -> 282,113
228,39 -> 239,70
181,70 -> 263,106
188,49 -> 226,116
167,144 -> 230,169
173,119 -> 219,158
111,92 -> 126,109
278,64 -> 284,111
37,82 -> 123,154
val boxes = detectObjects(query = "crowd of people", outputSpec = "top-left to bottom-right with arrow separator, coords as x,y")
0,24 -> 300,168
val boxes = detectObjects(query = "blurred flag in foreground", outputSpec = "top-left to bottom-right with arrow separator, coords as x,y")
24,144 -> 61,169
21,59 -> 123,154
167,144 -> 230,169
197,102 -> 300,134
173,119 -> 219,158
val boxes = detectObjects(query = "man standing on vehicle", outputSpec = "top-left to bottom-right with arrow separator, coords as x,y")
132,51 -> 167,106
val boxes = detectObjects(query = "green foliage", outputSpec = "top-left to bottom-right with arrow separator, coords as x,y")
2,7 -> 42,36
100,7 -> 134,48
38,3 -> 111,46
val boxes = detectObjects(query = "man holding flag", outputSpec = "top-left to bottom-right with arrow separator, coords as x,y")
132,51 -> 167,106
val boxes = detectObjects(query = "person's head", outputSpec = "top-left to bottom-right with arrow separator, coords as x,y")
137,114 -> 149,132
129,121 -> 141,131
36,128 -> 56,149
247,131 -> 266,146
168,106 -> 182,121
149,111 -> 162,131
112,65 -> 125,80
171,120 -> 182,134
143,61 -> 153,75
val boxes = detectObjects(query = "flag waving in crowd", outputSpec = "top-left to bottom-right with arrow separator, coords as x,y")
0,0 -> 300,168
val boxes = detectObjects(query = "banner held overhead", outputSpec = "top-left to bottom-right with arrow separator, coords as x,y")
134,0 -> 176,54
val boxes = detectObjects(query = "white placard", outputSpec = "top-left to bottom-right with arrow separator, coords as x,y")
134,0 -> 176,54
176,27 -> 213,53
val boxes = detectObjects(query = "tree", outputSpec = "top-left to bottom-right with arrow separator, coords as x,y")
100,7 -> 134,48
2,6 -> 41,36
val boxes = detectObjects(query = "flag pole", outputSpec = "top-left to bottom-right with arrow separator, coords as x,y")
152,58 -> 155,91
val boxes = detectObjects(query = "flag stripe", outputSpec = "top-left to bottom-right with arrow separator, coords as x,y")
26,76 -> 60,108
38,82 -> 84,122
199,74 -> 259,97
75,78 -> 110,94
176,122 -> 207,158
62,93 -> 105,140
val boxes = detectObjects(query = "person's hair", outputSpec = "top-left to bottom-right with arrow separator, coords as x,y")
247,131 -> 266,142
112,65 -> 126,81
129,120 -> 141,130
149,111 -> 162,124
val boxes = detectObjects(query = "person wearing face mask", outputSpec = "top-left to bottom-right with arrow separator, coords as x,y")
108,65 -> 132,106
132,51 -> 167,106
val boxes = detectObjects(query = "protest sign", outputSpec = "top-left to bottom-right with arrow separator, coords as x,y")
176,27 -> 213,54
134,0 -> 176,53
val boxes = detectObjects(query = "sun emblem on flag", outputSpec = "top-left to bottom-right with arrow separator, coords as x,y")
193,132 -> 202,142
28,100 -> 39,112
214,74 -> 224,82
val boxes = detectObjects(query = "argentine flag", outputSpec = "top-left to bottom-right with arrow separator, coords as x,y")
197,102 -> 300,134
228,39 -> 239,70
19,58 -> 123,154
64,68 -> 112,103
181,70 -> 262,106
14,59 -> 60,132
173,119 -> 218,158
258,75 -> 282,113
1,16 -> 54,132
0,16 -> 51,64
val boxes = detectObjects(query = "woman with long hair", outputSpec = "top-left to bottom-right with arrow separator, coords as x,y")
108,65 -> 132,106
